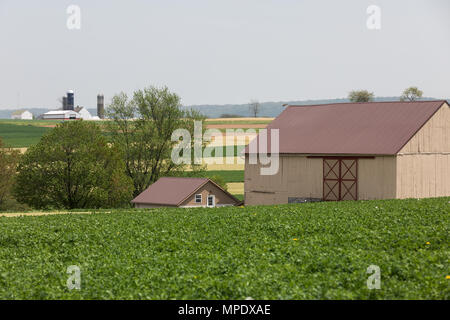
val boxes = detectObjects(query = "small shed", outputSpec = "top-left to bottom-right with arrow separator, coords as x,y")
131,177 -> 242,208
11,110 -> 33,120
245,100 -> 450,205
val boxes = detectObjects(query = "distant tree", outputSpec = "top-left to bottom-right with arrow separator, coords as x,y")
13,121 -> 133,209
0,138 -> 20,209
348,90 -> 375,103
249,100 -> 261,117
400,87 -> 423,101
107,86 -> 206,197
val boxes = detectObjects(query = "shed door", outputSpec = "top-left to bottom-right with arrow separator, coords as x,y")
323,158 -> 358,201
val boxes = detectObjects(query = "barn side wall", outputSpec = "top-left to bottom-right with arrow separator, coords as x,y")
244,154 -> 322,205
396,102 -> 450,198
358,156 -> 397,200
245,154 -> 398,205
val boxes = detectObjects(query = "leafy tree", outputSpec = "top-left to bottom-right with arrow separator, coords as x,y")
0,138 -> 20,209
207,175 -> 228,191
348,90 -> 374,103
400,86 -> 423,101
13,121 -> 133,209
107,86 -> 206,197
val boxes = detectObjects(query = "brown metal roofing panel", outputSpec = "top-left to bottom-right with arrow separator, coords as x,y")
131,177 -> 208,206
245,101 -> 446,155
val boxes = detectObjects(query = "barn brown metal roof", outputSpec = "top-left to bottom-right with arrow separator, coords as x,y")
131,177 -> 241,206
245,100 -> 448,155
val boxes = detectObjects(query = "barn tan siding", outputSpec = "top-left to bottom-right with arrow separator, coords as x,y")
396,102 -> 450,198
396,154 -> 450,198
358,156 -> 397,200
245,154 -> 322,205
399,102 -> 450,154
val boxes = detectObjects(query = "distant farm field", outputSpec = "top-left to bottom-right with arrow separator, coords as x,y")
0,123 -> 51,148
0,197 -> 448,299
0,119 -> 262,148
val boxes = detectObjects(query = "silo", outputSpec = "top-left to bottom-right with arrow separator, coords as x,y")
67,90 -> 74,111
62,96 -> 68,110
97,94 -> 105,119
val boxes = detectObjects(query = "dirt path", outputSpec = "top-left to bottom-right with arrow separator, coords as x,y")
0,211 -> 107,218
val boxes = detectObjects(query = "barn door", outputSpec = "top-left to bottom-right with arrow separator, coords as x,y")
323,158 -> 358,201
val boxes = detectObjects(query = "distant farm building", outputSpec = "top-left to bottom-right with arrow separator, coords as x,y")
11,110 -> 33,120
132,177 -> 242,208
74,106 -> 92,120
42,110 -> 81,120
244,100 -> 450,205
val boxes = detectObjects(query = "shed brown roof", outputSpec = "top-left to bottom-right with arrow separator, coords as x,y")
245,100 -> 448,155
131,177 -> 241,206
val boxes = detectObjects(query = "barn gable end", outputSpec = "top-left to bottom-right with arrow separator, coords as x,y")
396,102 -> 450,198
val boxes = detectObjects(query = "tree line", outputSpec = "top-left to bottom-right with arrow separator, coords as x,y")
0,86 -> 210,210
0,85 -> 426,210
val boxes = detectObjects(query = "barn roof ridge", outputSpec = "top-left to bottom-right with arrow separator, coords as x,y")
286,99 -> 448,108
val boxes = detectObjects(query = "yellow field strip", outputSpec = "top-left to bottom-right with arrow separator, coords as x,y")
0,211 -> 109,218
226,182 -> 244,195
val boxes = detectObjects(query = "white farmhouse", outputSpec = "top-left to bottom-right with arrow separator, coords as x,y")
11,110 -> 33,120
42,110 -> 81,120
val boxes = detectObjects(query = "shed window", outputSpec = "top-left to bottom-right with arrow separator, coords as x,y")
195,194 -> 202,203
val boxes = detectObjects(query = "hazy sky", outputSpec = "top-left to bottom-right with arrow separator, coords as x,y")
0,0 -> 449,109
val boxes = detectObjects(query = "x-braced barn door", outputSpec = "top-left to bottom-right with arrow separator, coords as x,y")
323,158 -> 358,201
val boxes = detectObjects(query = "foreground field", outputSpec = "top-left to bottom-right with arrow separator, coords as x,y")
0,197 -> 448,299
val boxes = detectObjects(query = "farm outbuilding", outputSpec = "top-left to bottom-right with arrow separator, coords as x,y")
244,100 -> 450,205
11,110 -> 33,120
42,110 -> 81,120
131,177 -> 242,208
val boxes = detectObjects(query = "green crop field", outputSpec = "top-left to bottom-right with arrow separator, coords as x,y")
0,123 -> 51,148
0,119 -> 261,148
0,197 -> 448,299
185,170 -> 244,183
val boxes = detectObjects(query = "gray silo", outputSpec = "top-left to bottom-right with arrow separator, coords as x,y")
62,96 -> 68,110
97,94 -> 105,119
67,90 -> 74,111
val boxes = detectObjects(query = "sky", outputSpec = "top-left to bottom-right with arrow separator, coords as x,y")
0,0 -> 449,109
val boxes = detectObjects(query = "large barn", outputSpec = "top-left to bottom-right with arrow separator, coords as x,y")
244,100 -> 450,205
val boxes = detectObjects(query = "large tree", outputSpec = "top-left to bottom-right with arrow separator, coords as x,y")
348,90 -> 374,103
0,138 -> 20,209
400,86 -> 423,101
14,121 -> 133,209
107,86 -> 205,197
